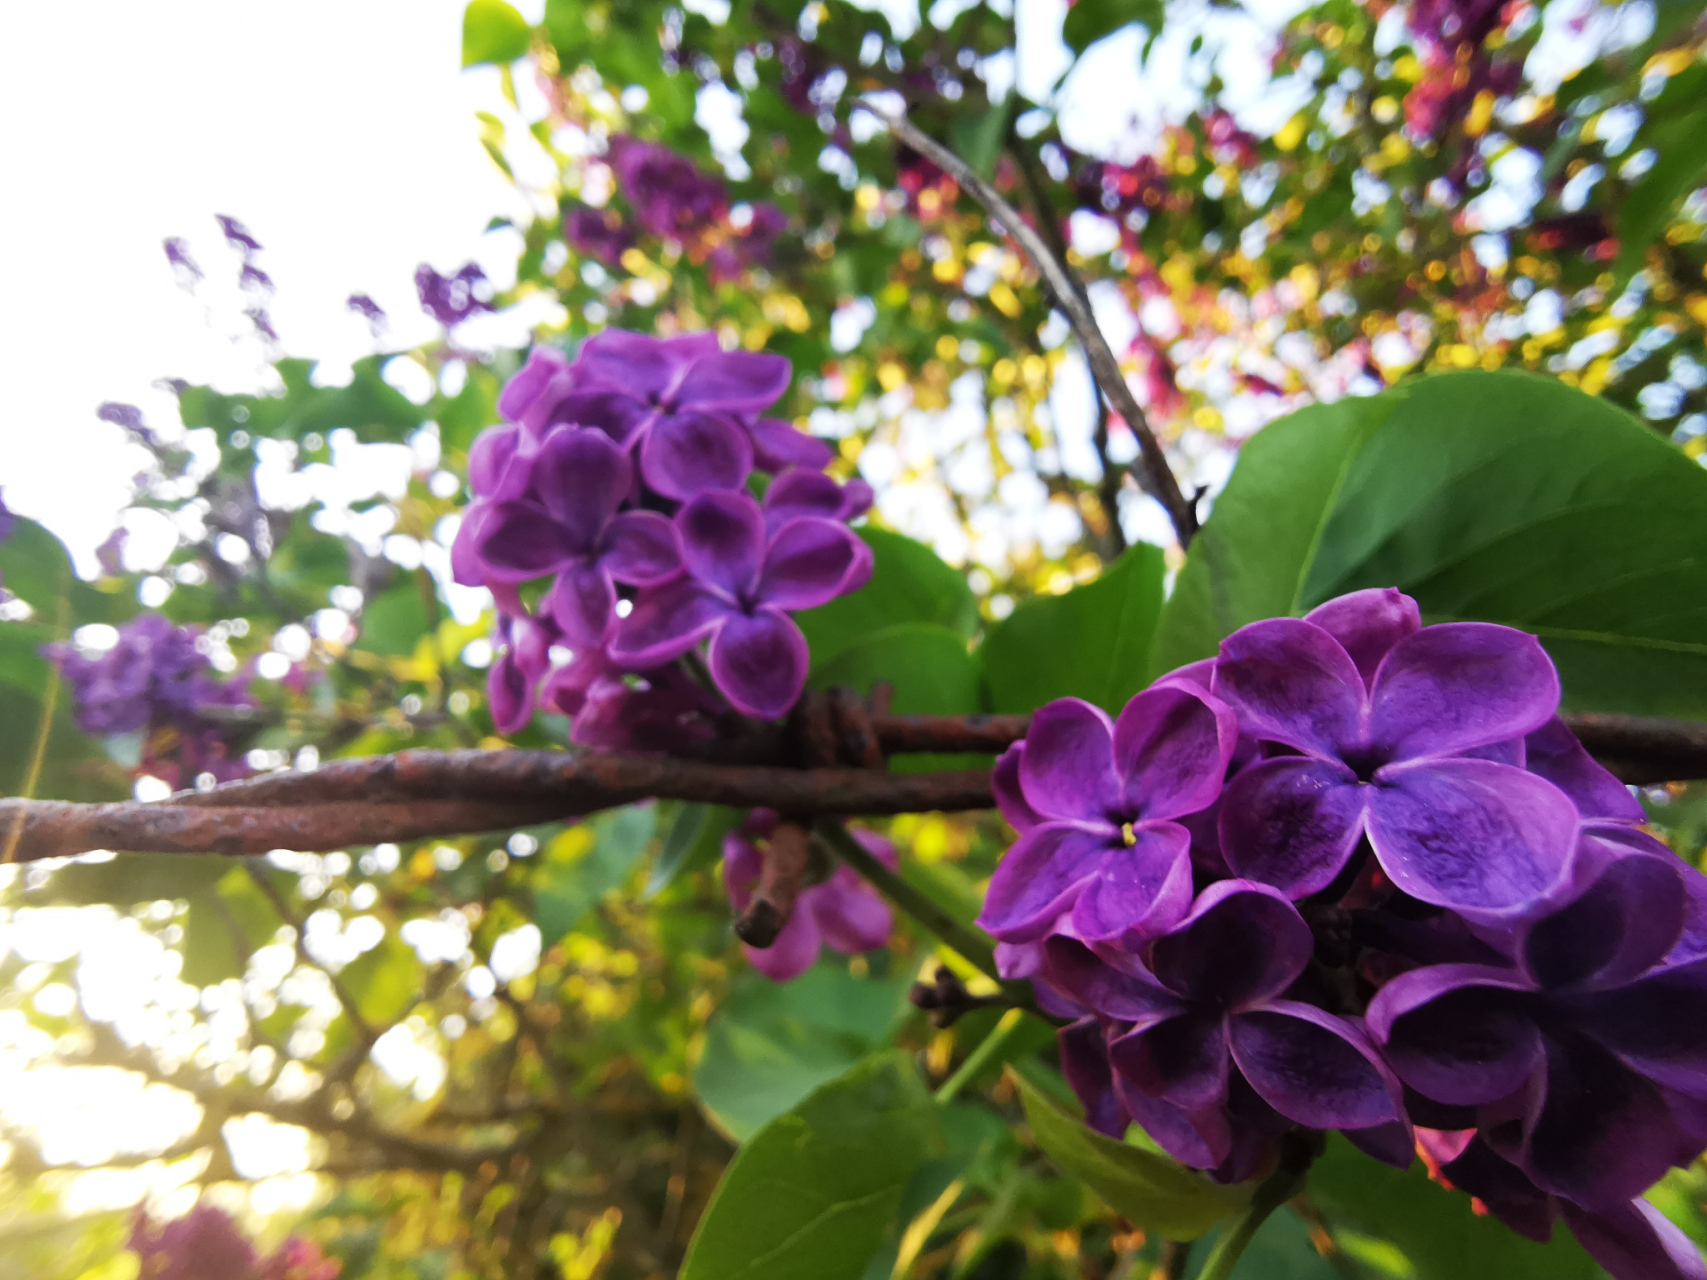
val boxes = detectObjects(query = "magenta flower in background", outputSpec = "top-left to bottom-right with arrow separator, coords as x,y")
415,262 -> 492,328
1211,588 -> 1577,912
1369,839 -> 1707,1208
607,136 -> 728,239
724,812 -> 895,981
541,646 -> 728,752
977,684 -> 1238,946
129,1205 -> 258,1280
610,490 -> 868,719
467,427 -> 680,647
564,204 -> 635,265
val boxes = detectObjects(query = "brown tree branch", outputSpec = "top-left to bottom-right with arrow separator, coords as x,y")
861,97 -> 1200,546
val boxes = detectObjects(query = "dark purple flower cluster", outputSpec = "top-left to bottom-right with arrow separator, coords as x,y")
0,487 -> 14,545
130,1203 -> 341,1280
453,329 -> 871,737
724,810 -> 896,981
48,613 -> 255,787
415,262 -> 493,329
1401,0 -> 1522,141
983,589 -> 1707,1279
562,138 -> 787,283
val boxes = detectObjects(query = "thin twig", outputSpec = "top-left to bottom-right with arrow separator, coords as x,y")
863,97 -> 1199,545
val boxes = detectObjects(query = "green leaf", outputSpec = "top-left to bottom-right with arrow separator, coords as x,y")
795,529 -> 978,670
1155,371 -> 1707,721
179,896 -> 246,987
338,935 -> 422,1026
982,544 -> 1166,714
462,0 -> 533,66
1011,1069 -> 1250,1241
0,518 -> 134,628
1616,106 -> 1707,280
534,805 -> 657,944
682,1053 -> 939,1280
354,579 -> 433,657
810,622 -> 986,771
949,102 -> 1012,182
693,961 -> 912,1141
1063,0 -> 1164,54
647,803 -> 742,898
1309,1136 -> 1602,1279
38,853 -> 236,905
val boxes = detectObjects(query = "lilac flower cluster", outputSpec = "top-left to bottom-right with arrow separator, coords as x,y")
48,614 -> 255,787
724,810 -> 896,981
563,138 -> 786,284
453,329 -> 871,737
130,1203 -> 341,1280
415,262 -> 493,329
983,589 -> 1707,1279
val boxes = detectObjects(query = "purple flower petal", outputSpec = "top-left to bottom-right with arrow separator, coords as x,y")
811,868 -> 894,953
530,427 -> 629,545
1367,759 -> 1576,912
1565,959 -> 1707,1096
757,518 -> 864,610
993,743 -> 1044,833
1148,880 -> 1314,1008
574,329 -> 700,400
471,501 -> 580,581
451,502 -> 496,586
1112,684 -> 1238,822
1522,846 -> 1684,990
1018,698 -> 1123,825
1431,1134 -> 1557,1242
468,424 -> 531,500
609,579 -> 730,668
748,906 -> 825,981
1060,1018 -> 1131,1138
1217,756 -> 1369,898
600,512 -> 680,587
1111,1012 -> 1231,1110
1154,657 -> 1216,692
640,410 -> 753,499
1304,588 -> 1421,686
1212,618 -> 1364,758
676,491 -> 766,598
674,350 -> 792,412
546,563 -> 616,649
546,389 -> 655,445
1561,1198 -> 1707,1280
978,822 -> 1112,942
1228,1002 -> 1405,1134
498,346 -> 573,424
751,418 -> 835,472
1038,935 -> 1182,1023
1113,1076 -> 1231,1170
1366,963 -> 1544,1105
1343,1119 -> 1418,1169
1368,623 -> 1561,761
488,650 -> 536,734
707,607 -> 809,720
1524,717 -> 1645,822
1068,823 -> 1194,943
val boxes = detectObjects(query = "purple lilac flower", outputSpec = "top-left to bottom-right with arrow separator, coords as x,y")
977,684 -> 1238,946
466,427 -> 681,647
1369,836 -> 1707,1209
724,811 -> 895,981
347,293 -> 386,328
707,203 -> 790,284
97,401 -> 160,448
130,1204 -> 258,1280
487,611 -> 561,736
164,236 -> 203,284
1210,588 -> 1577,913
541,645 -> 728,751
761,468 -> 872,531
611,490 -> 869,720
415,262 -> 493,328
564,204 -> 635,265
215,214 -> 263,255
1421,1129 -> 1707,1280
607,136 -> 728,240
0,488 -> 14,544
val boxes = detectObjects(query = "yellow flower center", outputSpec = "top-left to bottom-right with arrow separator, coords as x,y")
1121,822 -> 1137,847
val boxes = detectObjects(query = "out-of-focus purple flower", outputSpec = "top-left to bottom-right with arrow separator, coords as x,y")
610,490 -> 868,719
1074,156 -> 1167,219
607,136 -> 728,240
130,1204 -> 258,1280
750,418 -> 835,473
1420,1130 -> 1707,1280
1370,839 -> 1707,1208
777,38 -> 833,114
240,263 -> 274,294
48,613 -> 253,786
347,293 -> 386,327
164,236 -> 203,284
95,526 -> 128,577
1522,715 -> 1645,822
724,811 -> 895,980
708,203 -> 790,283
761,468 -> 872,532
540,646 -> 728,752
215,214 -> 263,255
246,308 -> 280,344
97,402 -> 160,448
415,262 -> 493,328
564,205 -> 635,265
465,427 -> 681,646
1053,881 -> 1412,1173
0,488 -> 16,544
257,1236 -> 342,1280
1211,588 -> 1576,913
486,611 -> 561,736
977,684 -> 1237,946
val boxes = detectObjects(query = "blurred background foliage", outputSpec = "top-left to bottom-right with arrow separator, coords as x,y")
1,0 -> 1706,1276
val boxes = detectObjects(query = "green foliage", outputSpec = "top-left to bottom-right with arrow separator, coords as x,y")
1157,372 -> 1707,719
1062,0 -> 1165,53
693,960 -> 912,1141
983,544 -> 1166,713
462,0 -> 534,67
0,518 -> 133,629
340,934 -> 423,1025
1011,1069 -> 1251,1241
682,1053 -> 940,1280
796,529 -> 979,670
533,804 -> 657,943
648,802 -> 744,897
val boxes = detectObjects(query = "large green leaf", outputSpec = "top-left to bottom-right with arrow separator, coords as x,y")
682,1053 -> 939,1280
38,852 -> 236,905
462,0 -> 533,66
1309,1136 -> 1602,1279
1616,105 -> 1707,280
339,935 -> 422,1026
1063,0 -> 1164,53
1011,1070 -> 1250,1241
646,802 -> 743,898
795,529 -> 978,670
0,519 -> 134,628
533,805 -> 657,944
810,621 -> 986,771
693,960 -> 912,1141
982,544 -> 1166,714
1154,372 -> 1707,720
